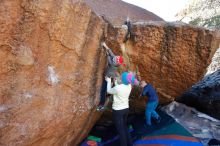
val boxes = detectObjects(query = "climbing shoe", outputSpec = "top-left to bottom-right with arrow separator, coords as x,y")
155,117 -> 161,124
96,105 -> 105,111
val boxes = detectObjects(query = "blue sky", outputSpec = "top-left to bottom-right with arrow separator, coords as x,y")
122,0 -> 190,21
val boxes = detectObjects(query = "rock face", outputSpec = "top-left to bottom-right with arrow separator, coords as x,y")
177,69 -> 220,119
105,22 -> 220,104
0,0 -> 220,146
0,0 -> 162,146
0,0 -> 106,146
177,48 -> 220,119
206,48 -> 220,75
162,101 -> 220,144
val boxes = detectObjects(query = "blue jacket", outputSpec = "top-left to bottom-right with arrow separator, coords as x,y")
141,84 -> 158,102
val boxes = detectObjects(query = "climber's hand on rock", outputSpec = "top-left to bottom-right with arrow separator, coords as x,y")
105,76 -> 111,82
101,42 -> 107,48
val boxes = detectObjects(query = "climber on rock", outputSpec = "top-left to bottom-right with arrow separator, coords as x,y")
139,81 -> 161,126
123,17 -> 132,43
97,42 -> 124,111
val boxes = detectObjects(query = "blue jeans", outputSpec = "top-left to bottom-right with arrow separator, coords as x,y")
145,101 -> 160,125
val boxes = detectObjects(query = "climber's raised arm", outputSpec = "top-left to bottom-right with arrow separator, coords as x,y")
101,42 -> 115,58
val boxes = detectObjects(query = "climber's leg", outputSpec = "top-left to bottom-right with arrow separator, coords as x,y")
97,79 -> 107,111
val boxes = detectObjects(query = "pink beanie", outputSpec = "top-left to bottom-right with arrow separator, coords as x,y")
126,72 -> 139,86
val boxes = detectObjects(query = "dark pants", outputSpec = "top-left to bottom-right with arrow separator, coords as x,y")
113,108 -> 132,146
98,80 -> 107,106
98,78 -> 115,106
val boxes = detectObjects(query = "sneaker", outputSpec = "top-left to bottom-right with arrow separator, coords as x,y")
145,123 -> 151,127
96,105 -> 105,111
155,117 -> 161,124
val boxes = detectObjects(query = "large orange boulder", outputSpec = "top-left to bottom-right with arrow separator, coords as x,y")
104,22 -> 220,113
0,0 -> 106,146
0,0 -> 162,146
128,22 -> 220,101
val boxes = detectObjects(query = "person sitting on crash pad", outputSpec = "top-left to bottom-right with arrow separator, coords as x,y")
140,81 -> 161,126
97,42 -> 124,111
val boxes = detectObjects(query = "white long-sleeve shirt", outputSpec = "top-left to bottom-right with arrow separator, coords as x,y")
106,78 -> 132,110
